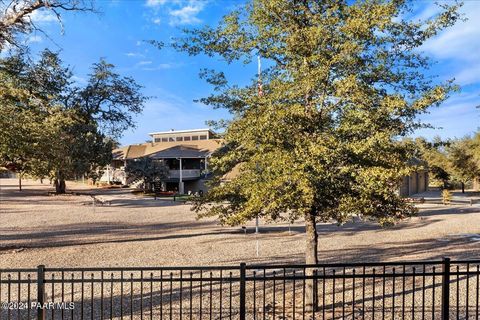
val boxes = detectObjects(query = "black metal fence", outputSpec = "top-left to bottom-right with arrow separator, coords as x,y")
1,258 -> 479,319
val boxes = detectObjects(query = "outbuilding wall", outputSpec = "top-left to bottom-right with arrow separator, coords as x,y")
399,170 -> 429,197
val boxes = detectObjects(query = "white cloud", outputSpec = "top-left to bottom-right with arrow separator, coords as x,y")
425,92 -> 479,120
410,2 -> 441,22
137,60 -> 153,66
71,75 -> 87,85
109,0 -> 120,6
144,0 -> 207,26
169,1 -> 205,25
27,35 -> 42,43
29,9 -> 57,23
146,0 -> 168,7
125,52 -> 145,58
416,91 -> 480,139
142,63 -> 178,71
455,64 -> 480,86
419,2 -> 480,85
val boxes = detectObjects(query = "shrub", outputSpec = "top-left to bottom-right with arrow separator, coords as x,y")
442,189 -> 452,205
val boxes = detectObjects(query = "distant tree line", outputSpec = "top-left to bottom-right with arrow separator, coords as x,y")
414,133 -> 480,193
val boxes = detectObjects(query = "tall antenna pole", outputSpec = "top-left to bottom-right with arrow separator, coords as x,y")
257,55 -> 263,97
255,55 -> 262,235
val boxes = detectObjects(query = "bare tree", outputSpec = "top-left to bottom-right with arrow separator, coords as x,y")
0,0 -> 94,50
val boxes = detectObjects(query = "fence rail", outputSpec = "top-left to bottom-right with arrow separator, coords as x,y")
0,258 -> 479,319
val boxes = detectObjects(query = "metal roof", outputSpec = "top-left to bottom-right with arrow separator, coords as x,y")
148,128 -> 215,136
148,145 -> 211,159
112,139 -> 223,160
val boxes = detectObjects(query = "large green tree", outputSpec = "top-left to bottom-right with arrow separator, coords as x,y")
170,0 -> 460,309
413,136 -> 451,188
125,157 -> 169,193
0,50 -> 64,190
448,134 -> 480,193
0,50 -> 146,193
0,80 -> 45,190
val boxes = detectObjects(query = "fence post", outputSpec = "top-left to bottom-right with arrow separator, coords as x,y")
239,262 -> 246,320
37,265 -> 46,320
441,257 -> 451,320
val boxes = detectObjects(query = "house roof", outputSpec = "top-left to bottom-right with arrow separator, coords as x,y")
112,146 -> 129,160
148,145 -> 211,159
112,139 -> 223,160
407,156 -> 428,168
112,145 -> 147,160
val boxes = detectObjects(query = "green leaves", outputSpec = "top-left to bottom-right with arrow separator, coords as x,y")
79,59 -> 147,138
448,134 -> 480,183
414,133 -> 480,188
177,0 -> 461,227
0,50 -> 146,191
125,158 -> 169,192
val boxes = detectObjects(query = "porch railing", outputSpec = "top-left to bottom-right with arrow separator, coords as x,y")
168,169 -> 201,179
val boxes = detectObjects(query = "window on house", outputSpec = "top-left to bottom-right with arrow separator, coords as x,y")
154,138 -> 161,142
169,137 -> 175,142
176,137 -> 183,141
161,138 -> 168,142
192,136 -> 199,141
199,135 -> 207,140
184,136 -> 191,141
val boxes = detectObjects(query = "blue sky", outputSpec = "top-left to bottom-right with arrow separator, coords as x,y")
22,0 -> 480,146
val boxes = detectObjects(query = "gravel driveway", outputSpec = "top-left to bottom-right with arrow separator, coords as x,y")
1,178 -> 479,269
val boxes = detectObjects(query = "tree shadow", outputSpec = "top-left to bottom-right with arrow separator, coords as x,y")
233,236 -> 480,266
0,220 -> 248,251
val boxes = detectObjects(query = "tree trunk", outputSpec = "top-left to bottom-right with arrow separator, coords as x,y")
54,178 -> 66,194
18,172 -> 22,191
461,182 -> 465,193
305,210 -> 318,311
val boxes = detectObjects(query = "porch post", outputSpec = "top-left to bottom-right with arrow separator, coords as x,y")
179,158 -> 184,194
106,165 -> 111,184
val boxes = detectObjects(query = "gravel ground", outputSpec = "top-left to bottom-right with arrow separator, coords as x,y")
1,178 -> 480,319
1,178 -> 480,269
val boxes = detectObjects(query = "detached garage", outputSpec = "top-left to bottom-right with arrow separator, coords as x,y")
399,158 -> 429,197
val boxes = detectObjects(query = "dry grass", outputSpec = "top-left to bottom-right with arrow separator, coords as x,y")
1,178 -> 480,269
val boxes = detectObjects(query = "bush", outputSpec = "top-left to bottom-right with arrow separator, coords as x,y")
442,189 -> 452,205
